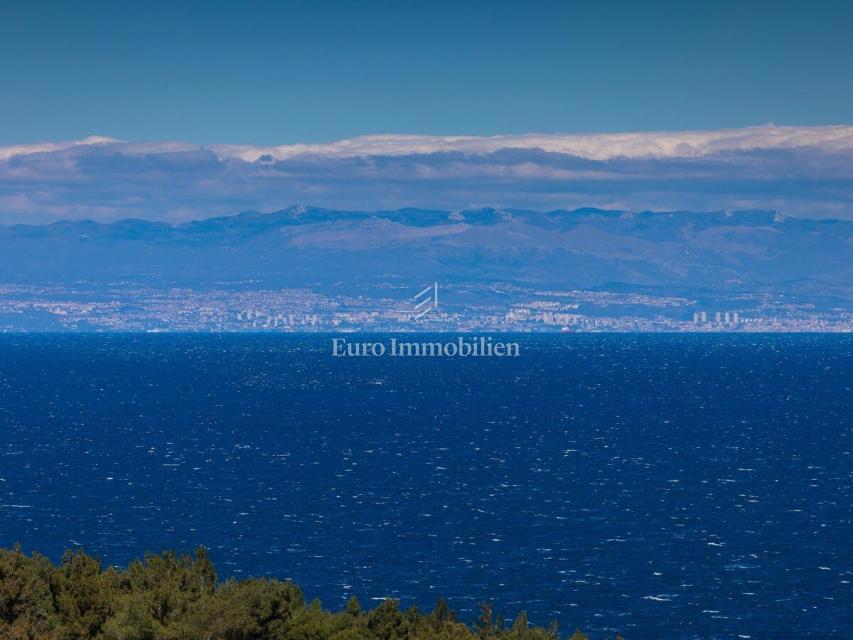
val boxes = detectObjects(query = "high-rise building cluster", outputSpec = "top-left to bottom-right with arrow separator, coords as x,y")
693,311 -> 740,325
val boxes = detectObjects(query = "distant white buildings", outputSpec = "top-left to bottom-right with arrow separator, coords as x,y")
693,310 -> 742,326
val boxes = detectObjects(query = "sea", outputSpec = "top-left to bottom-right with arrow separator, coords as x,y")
0,334 -> 850,639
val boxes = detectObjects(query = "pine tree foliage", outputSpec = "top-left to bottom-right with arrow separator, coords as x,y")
0,546 -> 618,640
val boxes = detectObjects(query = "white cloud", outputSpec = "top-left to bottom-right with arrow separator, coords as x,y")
3,125 -> 853,163
0,125 -> 851,223
0,135 -> 119,162
201,124 -> 853,161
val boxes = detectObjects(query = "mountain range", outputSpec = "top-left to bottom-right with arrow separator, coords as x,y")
1,206 -> 851,302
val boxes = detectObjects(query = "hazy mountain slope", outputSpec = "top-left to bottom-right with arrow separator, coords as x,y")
0,207 -> 850,296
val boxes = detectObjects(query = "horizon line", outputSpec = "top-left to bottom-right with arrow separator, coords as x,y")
4,205 -> 842,229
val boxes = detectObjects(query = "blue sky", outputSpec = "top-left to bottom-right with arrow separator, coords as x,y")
1,0 -> 852,145
1,1 -> 851,222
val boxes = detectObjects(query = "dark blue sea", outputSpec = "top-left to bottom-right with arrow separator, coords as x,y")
0,334 -> 850,639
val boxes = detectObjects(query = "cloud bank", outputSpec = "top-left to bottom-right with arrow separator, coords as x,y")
1,125 -> 852,223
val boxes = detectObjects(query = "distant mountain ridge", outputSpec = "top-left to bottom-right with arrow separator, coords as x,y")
1,206 -> 851,299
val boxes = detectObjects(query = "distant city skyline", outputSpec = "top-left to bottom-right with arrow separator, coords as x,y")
1,206 -> 849,332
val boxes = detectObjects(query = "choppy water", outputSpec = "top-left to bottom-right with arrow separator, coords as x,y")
0,334 -> 850,639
